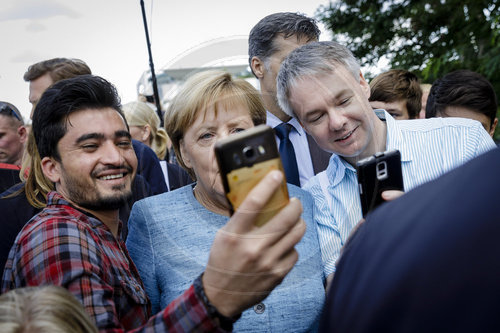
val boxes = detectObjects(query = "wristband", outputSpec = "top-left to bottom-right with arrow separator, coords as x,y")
193,274 -> 241,331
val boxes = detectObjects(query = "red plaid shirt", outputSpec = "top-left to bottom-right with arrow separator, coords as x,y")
2,191 -> 224,332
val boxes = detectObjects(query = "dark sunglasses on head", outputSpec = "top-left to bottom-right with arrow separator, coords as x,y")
0,102 -> 23,122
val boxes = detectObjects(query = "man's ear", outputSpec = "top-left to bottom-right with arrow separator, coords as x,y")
179,139 -> 192,169
17,126 -> 28,144
251,56 -> 265,79
41,156 -> 61,184
489,118 -> 498,138
359,71 -> 371,99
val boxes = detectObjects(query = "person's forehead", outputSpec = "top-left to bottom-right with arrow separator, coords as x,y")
372,99 -> 406,109
271,34 -> 315,57
29,73 -> 53,92
443,105 -> 491,127
0,114 -> 18,130
299,66 -> 357,94
63,108 -> 128,138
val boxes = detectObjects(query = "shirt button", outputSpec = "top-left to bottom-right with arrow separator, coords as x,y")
253,303 -> 265,314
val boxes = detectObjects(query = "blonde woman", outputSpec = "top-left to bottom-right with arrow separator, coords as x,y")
122,101 -> 191,191
122,101 -> 169,160
126,70 -> 325,332
0,285 -> 98,333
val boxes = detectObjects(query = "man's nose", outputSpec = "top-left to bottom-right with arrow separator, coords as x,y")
327,108 -> 347,131
101,141 -> 125,165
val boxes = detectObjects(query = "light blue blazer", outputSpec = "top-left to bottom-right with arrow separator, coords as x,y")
127,184 -> 325,332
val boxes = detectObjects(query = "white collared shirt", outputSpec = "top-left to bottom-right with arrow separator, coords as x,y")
266,111 -> 315,187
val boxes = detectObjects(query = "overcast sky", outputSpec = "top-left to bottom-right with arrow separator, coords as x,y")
0,0 -> 331,121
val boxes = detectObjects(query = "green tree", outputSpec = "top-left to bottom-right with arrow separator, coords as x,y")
317,0 -> 500,140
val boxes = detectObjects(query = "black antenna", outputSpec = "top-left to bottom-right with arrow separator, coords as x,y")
140,0 -> 163,126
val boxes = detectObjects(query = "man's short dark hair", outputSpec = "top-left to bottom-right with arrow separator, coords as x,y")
369,69 -> 422,119
426,70 -> 498,125
23,58 -> 91,82
32,75 -> 126,161
248,12 -> 320,76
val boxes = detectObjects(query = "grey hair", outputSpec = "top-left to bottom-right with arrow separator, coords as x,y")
277,41 -> 361,118
248,12 -> 320,77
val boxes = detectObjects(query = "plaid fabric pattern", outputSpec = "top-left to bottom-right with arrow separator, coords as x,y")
2,191 -> 222,332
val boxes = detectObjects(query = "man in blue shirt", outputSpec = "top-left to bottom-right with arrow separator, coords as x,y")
276,41 -> 496,278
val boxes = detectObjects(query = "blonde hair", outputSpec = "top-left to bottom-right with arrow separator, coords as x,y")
164,70 -> 266,179
10,130 -> 54,208
0,286 -> 98,333
122,101 -> 169,159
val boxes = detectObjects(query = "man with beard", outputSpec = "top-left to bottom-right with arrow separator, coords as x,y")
2,75 -> 306,332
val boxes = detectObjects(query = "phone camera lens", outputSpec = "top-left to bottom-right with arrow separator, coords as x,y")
243,146 -> 255,160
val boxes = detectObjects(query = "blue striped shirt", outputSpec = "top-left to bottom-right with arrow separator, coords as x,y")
305,112 -> 496,275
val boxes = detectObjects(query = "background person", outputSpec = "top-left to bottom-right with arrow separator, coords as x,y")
368,69 -> 422,119
249,12 -> 331,186
122,101 -> 191,191
0,285 -> 98,333
126,70 -> 325,332
0,102 -> 26,193
0,101 -> 26,167
426,69 -> 498,137
419,83 -> 432,119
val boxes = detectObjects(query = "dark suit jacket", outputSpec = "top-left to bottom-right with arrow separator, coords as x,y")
0,164 -> 21,194
306,134 -> 331,174
321,147 -> 500,333
132,140 -> 168,195
165,162 -> 193,191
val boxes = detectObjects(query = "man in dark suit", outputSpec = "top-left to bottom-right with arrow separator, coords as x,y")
320,147 -> 500,332
249,12 -> 331,186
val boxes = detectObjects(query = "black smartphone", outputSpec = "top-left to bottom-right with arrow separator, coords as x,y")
214,125 -> 289,226
356,149 -> 404,217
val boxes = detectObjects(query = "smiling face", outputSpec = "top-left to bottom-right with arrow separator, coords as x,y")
42,108 -> 137,212
179,102 -> 254,213
289,65 -> 386,165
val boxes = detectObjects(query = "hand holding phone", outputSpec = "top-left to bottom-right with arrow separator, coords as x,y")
356,149 -> 404,217
215,125 -> 289,226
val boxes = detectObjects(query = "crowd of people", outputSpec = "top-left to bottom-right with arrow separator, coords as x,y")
0,11 -> 499,333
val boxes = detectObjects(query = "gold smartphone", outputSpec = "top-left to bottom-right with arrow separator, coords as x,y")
215,125 -> 289,226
